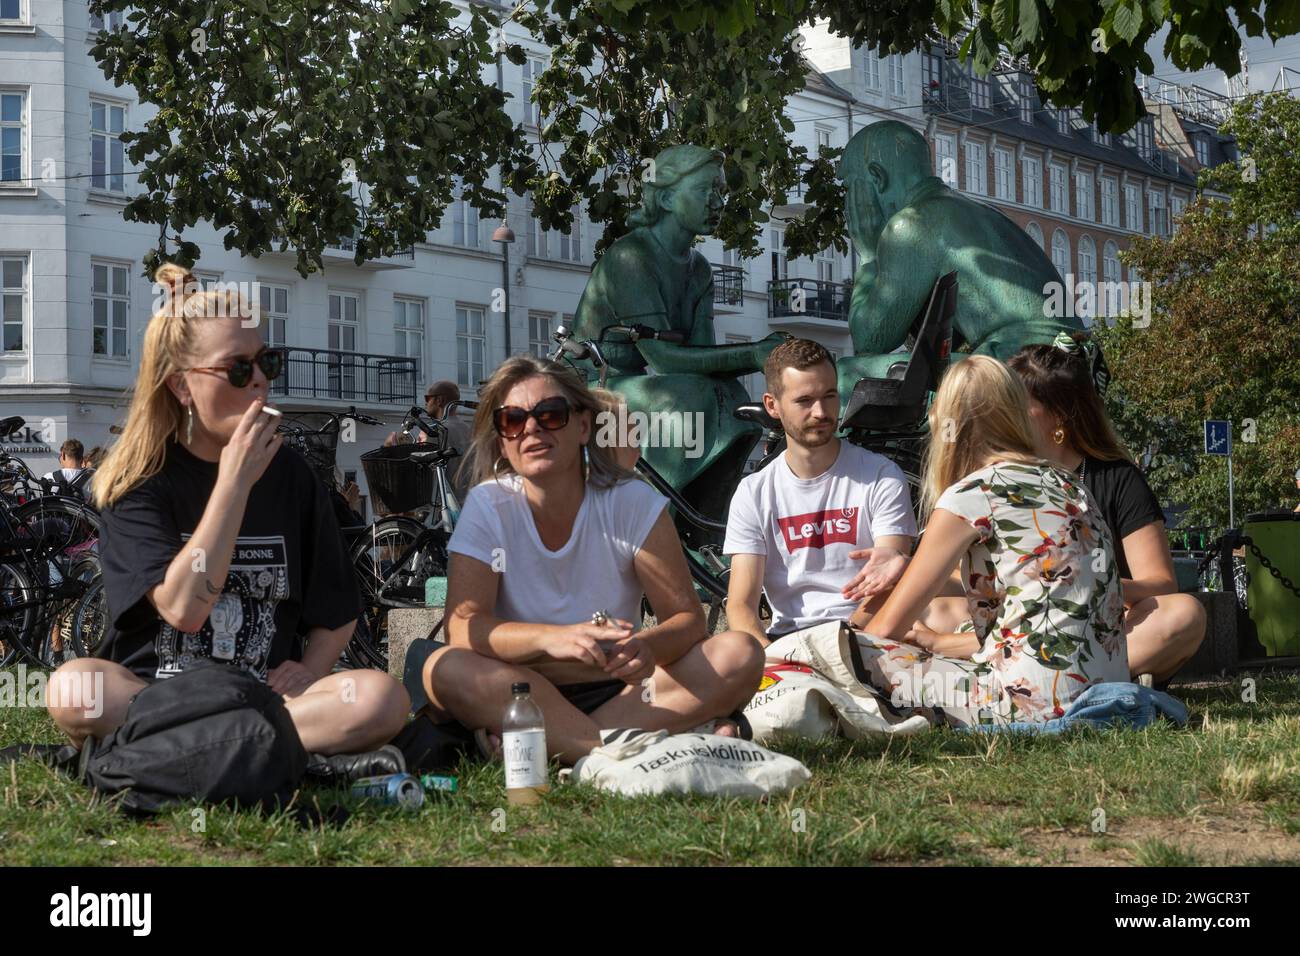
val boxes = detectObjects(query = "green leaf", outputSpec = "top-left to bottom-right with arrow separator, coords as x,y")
1111,0 -> 1143,43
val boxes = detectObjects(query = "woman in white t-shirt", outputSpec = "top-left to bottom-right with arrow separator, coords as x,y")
420,356 -> 764,763
849,356 -> 1127,726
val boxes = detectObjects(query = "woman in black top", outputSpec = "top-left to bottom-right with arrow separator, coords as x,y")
46,264 -> 409,755
1007,339 -> 1206,683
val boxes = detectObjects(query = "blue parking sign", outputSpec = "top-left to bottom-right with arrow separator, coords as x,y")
1204,420 -> 1231,456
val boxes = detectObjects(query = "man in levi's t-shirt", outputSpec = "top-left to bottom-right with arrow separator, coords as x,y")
724,338 -> 917,643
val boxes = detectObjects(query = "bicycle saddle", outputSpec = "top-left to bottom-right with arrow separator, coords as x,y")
409,448 -> 458,463
733,404 -> 780,431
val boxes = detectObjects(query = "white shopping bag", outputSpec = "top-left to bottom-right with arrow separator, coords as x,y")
748,621 -> 931,742
566,729 -> 810,799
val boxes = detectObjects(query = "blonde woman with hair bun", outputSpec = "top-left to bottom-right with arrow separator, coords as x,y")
848,355 -> 1128,727
48,262 -> 410,774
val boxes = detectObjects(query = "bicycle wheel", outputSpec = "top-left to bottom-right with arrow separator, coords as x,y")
0,561 -> 37,667
67,555 -> 106,660
347,516 -> 425,671
12,496 -> 100,563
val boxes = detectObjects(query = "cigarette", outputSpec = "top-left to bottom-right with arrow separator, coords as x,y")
259,405 -> 283,417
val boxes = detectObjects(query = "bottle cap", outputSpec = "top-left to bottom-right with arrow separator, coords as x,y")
511,682 -> 530,695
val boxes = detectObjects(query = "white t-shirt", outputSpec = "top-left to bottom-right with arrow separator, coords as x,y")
723,442 -> 917,636
447,474 -> 668,631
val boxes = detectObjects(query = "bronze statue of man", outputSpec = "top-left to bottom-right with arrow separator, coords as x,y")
838,120 -> 1083,388
572,145 -> 783,544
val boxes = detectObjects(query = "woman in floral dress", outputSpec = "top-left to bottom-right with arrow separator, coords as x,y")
849,356 -> 1128,726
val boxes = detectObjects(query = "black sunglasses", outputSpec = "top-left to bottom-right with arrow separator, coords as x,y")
187,348 -> 285,388
492,397 -> 572,439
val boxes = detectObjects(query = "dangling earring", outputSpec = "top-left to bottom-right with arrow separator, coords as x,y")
1052,426 -> 1065,446
582,444 -> 591,483
493,455 -> 509,481
186,404 -> 195,445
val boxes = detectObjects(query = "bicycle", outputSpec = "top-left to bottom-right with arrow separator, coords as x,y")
345,400 -> 477,670
1,421 -> 104,668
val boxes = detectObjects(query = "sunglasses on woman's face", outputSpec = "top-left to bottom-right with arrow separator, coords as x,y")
492,396 -> 572,439
187,348 -> 285,388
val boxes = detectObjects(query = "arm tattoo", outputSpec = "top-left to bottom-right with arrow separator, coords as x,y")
195,578 -> 222,605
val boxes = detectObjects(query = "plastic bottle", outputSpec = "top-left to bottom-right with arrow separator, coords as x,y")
502,682 -> 548,806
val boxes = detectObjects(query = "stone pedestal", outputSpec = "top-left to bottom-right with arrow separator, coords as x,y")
386,607 -> 443,683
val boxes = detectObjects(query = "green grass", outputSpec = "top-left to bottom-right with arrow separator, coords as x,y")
2,672 -> 1298,866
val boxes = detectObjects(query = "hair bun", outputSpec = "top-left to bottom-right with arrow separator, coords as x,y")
153,262 -> 195,297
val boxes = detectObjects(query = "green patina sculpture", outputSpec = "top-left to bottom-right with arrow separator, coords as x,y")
572,144 -> 783,543
837,120 -> 1083,398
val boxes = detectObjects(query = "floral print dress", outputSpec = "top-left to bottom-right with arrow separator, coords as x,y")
859,460 -> 1128,726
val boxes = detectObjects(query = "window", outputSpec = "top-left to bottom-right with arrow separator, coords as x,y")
1,256 -> 23,351
1021,156 -> 1042,207
528,312 -> 553,359
91,261 -> 129,357
1102,240 -> 1121,311
1024,221 -> 1043,249
1095,125 -> 1112,147
816,246 -> 836,283
451,176 -> 479,248
1135,118 -> 1153,157
969,67 -> 989,109
90,98 -> 126,192
88,4 -> 123,31
1048,163 -> 1067,212
1194,137 -> 1209,167
993,148 -> 1013,200
1050,229 -> 1070,279
522,56 -> 546,127
923,51 -> 943,103
770,228 -> 787,281
964,141 -> 986,195
934,134 -> 957,187
1077,235 -> 1096,321
258,282 -> 289,348
1,90 -> 25,184
887,55 -> 905,98
863,49 -> 882,91
1170,194 -> 1186,233
1,0 -> 25,24
456,305 -> 486,388
1148,191 -> 1167,237
1056,109 -> 1071,135
1075,171 -> 1094,220
527,194 -> 582,262
558,214 -> 582,263
1124,183 -> 1142,230
393,297 -> 424,378
328,291 -> 361,397
1019,76 -> 1034,124
815,126 -> 832,156
1100,177 -> 1118,226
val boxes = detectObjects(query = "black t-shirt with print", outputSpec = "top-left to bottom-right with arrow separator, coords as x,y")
97,438 -> 362,682
1078,455 -> 1166,580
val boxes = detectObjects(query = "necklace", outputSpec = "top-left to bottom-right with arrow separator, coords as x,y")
1077,457 -> 1087,482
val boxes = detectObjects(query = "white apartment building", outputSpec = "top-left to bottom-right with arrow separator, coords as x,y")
0,2 -> 922,505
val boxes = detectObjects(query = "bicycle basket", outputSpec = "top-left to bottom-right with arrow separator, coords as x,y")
281,415 -> 340,488
361,445 -> 434,516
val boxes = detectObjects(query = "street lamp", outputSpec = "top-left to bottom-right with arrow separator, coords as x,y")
493,217 -> 516,357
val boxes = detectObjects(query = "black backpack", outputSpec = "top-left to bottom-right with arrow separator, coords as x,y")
76,663 -> 308,815
52,467 -> 94,501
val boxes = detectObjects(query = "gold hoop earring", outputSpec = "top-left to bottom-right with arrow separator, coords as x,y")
493,455 -> 510,480
1052,426 -> 1065,446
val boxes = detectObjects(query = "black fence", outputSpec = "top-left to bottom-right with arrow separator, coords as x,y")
712,263 -> 744,306
269,347 -> 418,406
768,277 -> 850,322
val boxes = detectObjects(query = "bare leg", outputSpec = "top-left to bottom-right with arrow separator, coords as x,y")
588,631 -> 764,735
45,658 -> 147,748
283,670 -> 410,755
1124,593 -> 1206,683
423,646 -> 602,764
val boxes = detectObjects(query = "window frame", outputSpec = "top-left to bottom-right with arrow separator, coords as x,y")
1,254 -> 26,353
455,303 -> 488,389
89,96 -> 128,194
0,88 -> 28,187
90,258 -> 131,359
1021,155 -> 1043,208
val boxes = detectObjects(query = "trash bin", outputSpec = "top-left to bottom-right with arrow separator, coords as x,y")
1243,511 -> 1300,657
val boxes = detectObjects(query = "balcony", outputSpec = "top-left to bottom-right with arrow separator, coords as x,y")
269,347 -> 418,407
768,278 -> 850,329
323,234 -> 416,270
712,263 -> 745,311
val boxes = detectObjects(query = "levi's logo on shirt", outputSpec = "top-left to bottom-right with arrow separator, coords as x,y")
776,508 -> 858,551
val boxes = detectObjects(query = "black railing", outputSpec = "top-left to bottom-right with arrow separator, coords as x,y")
712,263 -> 744,305
330,235 -> 416,260
768,278 -> 850,322
269,347 -> 417,406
